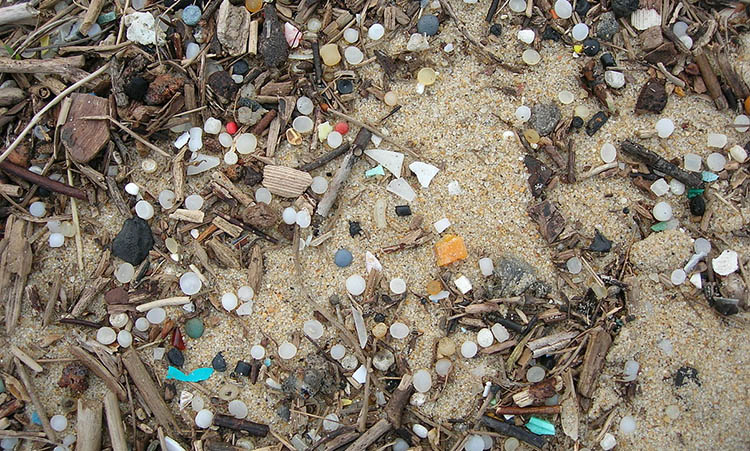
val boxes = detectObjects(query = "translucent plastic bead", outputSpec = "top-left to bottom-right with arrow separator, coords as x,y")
195,409 -> 213,428
115,263 -> 135,283
174,132 -> 190,149
477,328 -> 494,347
566,256 -> 582,274
435,358 -> 452,376
319,44 -> 341,66
730,145 -> 747,163
278,342 -> 297,359
600,433 -> 616,450
185,42 -> 200,59
558,90 -> 574,104
327,131 -> 343,148
368,23 -> 385,40
509,0 -> 526,12
251,344 -> 265,360
146,307 -> 166,324
228,400 -> 248,419
526,366 -> 545,382
180,272 -> 202,295
135,201 -> 154,220
517,29 -> 534,44
571,23 -> 589,41
218,132 -> 233,148
389,322 -> 409,339
620,416 -> 636,435
554,0 -> 572,19
330,344 -> 346,360
295,209 -> 311,228
141,158 -> 157,173
235,133 -> 257,154
135,317 -> 149,331
188,127 -> 203,151
491,323 -> 510,342
384,91 -> 399,106
344,46 -> 364,65
97,327 -> 117,345
479,257 -> 494,276
671,269 -> 686,285
504,438 -> 520,451
653,201 -> 672,221
515,106 -> 531,122
323,414 -> 340,431
159,190 -> 176,209
650,178 -> 669,196
390,278 -> 407,294
307,18 -> 322,32
310,176 -> 328,194
304,319 -> 324,339
118,330 -> 133,348
461,341 -> 478,358
204,117 -> 221,135
185,194 -> 204,210
343,28 -> 359,43
670,179 -> 685,195
125,182 -> 139,195
623,359 -> 639,381
255,187 -> 272,204
296,96 -> 313,115
522,49 -> 541,65
600,143 -> 617,163
417,68 -> 436,86
346,275 -> 366,295
49,233 -> 65,248
655,118 -> 674,138
29,201 -> 46,217
413,369 -> 432,392
706,152 -> 726,172
50,415 -> 68,432
110,313 -> 128,328
293,116 -> 314,134
465,435 -> 484,451
672,21 -> 688,36
221,292 -> 238,311
238,286 -> 254,302
734,114 -> 750,133
707,133 -> 727,148
684,153 -> 702,172
282,207 -> 297,224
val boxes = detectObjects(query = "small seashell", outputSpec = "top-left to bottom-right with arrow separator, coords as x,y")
630,9 -> 661,31
284,23 -> 302,48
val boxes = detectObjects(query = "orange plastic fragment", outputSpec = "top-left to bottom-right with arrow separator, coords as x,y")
245,0 -> 262,13
674,86 -> 685,97
434,234 -> 468,267
426,280 -> 442,296
745,96 -> 750,114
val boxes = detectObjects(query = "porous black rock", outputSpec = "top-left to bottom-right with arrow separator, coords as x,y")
111,217 -> 154,265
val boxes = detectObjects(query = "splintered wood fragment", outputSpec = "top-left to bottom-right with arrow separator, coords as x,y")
526,331 -> 578,358
479,340 -> 517,355
527,200 -> 566,244
173,150 -> 186,206
694,50 -> 728,110
0,55 -> 84,75
262,165 -> 312,197
70,346 -> 127,401
248,20 -> 259,55
169,209 -> 205,223
2,218 -> 32,333
620,140 -> 703,187
43,273 -> 63,327
60,93 -> 110,163
0,2 -> 38,26
211,171 -> 253,206
246,243 -> 263,294
212,414 -> 269,436
265,117 -> 281,157
347,375 -> 413,451
70,277 -> 109,317
207,237 -> 240,268
212,216 -> 243,238
15,358 -> 56,442
76,398 -> 103,451
560,370 -> 579,441
106,176 -> 132,218
104,390 -> 127,451
79,0 -> 105,35
121,348 -> 179,434
10,345 -> 42,373
0,184 -> 21,196
577,327 -> 612,398
511,376 -> 562,407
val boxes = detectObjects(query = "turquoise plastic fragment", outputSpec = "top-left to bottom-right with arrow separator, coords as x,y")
97,11 -> 117,25
651,221 -> 669,232
365,165 -> 385,177
31,411 -> 41,425
526,416 -> 555,435
166,366 -> 213,382
687,188 -> 704,199
263,358 -> 272,367
701,171 -> 718,182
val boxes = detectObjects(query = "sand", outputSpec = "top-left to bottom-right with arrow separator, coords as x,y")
3,0 -> 750,450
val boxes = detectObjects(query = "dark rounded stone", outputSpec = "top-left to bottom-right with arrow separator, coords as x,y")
690,195 -> 705,216
124,76 -> 149,101
374,312 -> 386,323
416,14 -> 439,36
234,360 -> 251,377
111,217 -> 154,266
489,24 -> 502,37
337,79 -> 354,95
232,60 -> 250,76
166,348 -> 184,367
542,26 -> 561,41
583,39 -> 601,56
600,52 -> 616,68
570,116 -> 584,129
575,0 -> 591,16
395,205 -> 412,216
612,0 -> 639,18
212,352 -> 227,372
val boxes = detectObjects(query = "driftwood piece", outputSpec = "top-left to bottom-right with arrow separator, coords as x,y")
104,390 -> 127,451
693,50 -> 727,110
212,414 -> 269,436
261,165 -> 312,198
70,346 -> 127,401
212,171 -> 252,206
69,277 -> 109,317
346,374 -> 413,451
577,327 -> 612,398
207,237 -> 240,268
121,348 -> 179,434
526,331 -> 578,358
1,217 -> 32,333
76,398 -> 103,451
527,200 -> 566,243
0,2 -> 39,26
620,140 -> 703,187
43,273 -> 63,327
246,243 -> 263,293
60,93 -> 110,163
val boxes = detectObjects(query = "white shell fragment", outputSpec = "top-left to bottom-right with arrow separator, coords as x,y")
712,250 -> 738,276
630,9 -> 661,31
386,178 -> 416,202
409,161 -> 439,188
364,149 -> 404,177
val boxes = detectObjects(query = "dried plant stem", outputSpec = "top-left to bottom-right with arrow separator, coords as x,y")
15,358 -> 56,442
70,346 -> 128,402
0,62 -> 111,164
104,390 -> 128,451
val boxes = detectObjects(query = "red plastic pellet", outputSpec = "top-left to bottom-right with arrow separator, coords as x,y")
334,122 -> 349,135
226,121 -> 238,135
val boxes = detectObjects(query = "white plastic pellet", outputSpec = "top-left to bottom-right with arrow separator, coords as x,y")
600,143 -> 617,163
729,145 -> 747,163
517,29 -> 535,44
461,341 -> 478,358
433,218 -> 451,233
255,187 -> 271,204
600,433 -> 616,450
707,133 -> 727,148
479,257 -> 494,276
673,21 -> 688,36
526,366 -> 545,383
228,400 -> 248,419
204,117 -> 221,135
509,0 -> 526,12
184,194 -> 204,210
292,116 -> 314,134
655,118 -> 675,138
566,256 -> 582,274
117,330 -> 133,348
114,263 -> 135,283
477,328 -> 494,347
554,0 -> 572,18
282,207 -> 297,224
413,424 -> 429,438
307,18 -> 322,32
50,415 -> 68,432
346,274 -> 366,296
330,344 -> 346,360
49,233 -> 65,248
174,131 -> 190,148
238,286 -> 254,302
180,272 -> 202,295
571,23 -> 589,41
110,313 -> 128,328
146,307 -> 166,324
159,189 -> 176,209
368,23 -> 385,40
734,114 -> 750,133
125,182 -> 140,196
296,209 -> 311,228
224,152 -> 238,165
491,323 -> 510,342
389,322 -> 409,339
515,106 -> 531,122
412,369 -> 432,392
218,132 -> 233,148
310,176 -> 328,194
669,179 -> 685,195
29,201 -> 46,217
435,358 -> 452,376
188,127 -> 203,152
465,435 -> 484,451
390,278 -> 407,294
135,317 -> 150,331
135,200 -> 154,220
185,42 -> 200,59
558,90 -> 574,104
327,131 -> 343,148
96,327 -> 117,345
235,133 -> 257,154
195,409 -> 213,428
278,342 -> 297,359
303,319 -> 324,339
296,96 -> 314,115
323,413 -> 340,431
684,153 -> 702,172
344,46 -> 364,65
650,178 -> 669,196
141,158 -> 157,173
706,152 -> 726,172
343,28 -> 359,43
653,201 -> 673,221
250,344 -> 266,360
619,415 -> 637,435
221,292 -> 238,311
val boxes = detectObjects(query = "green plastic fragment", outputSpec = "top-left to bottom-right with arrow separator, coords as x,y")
701,171 -> 718,182
97,11 -> 117,25
651,221 -> 670,232
687,188 -> 704,199
365,165 -> 385,177
525,416 -> 555,436
185,318 -> 204,339
0,377 -> 5,393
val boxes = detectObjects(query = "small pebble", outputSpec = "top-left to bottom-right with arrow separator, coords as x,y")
167,348 -> 184,367
182,5 -> 201,26
185,318 -> 204,338
417,14 -> 439,36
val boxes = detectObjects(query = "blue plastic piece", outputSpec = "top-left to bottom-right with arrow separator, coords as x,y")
526,416 -> 556,435
166,366 -> 214,382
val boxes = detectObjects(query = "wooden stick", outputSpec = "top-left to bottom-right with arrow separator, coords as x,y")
620,140 -> 703,187
0,62 -> 111,164
0,55 -> 85,75
15,358 -> 57,442
694,50 -> 728,110
0,2 -> 39,26
566,139 -> 576,183
358,357 -> 372,433
212,415 -> 269,437
104,390 -> 128,451
43,273 -> 63,327
135,296 -> 190,312
10,345 -> 43,373
70,346 -> 128,402
69,276 -> 109,317
297,143 -> 350,172
79,0 -> 105,35
495,405 -> 561,415
0,161 -> 87,200
76,398 -> 103,451
121,348 -> 179,434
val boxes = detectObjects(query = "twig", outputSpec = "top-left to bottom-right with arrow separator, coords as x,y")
0,161 -> 86,199
580,162 -> 618,179
0,2 -> 38,26
79,0 -> 105,35
326,109 -> 419,158
76,398 -> 103,451
297,143 -> 351,172
43,273 -> 63,327
620,140 -> 703,187
135,296 -> 191,312
358,357 -> 372,433
495,405 -> 561,415
15,358 -> 57,442
656,62 -> 685,88
0,62 -> 111,164
104,390 -> 128,451
65,153 -> 84,273
70,346 -> 128,402
121,348 -> 179,434
10,345 -> 43,373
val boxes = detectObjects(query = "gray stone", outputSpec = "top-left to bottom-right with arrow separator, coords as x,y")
417,15 -> 439,36
490,256 -> 539,297
259,4 -> 288,68
112,217 -> 153,265
373,349 -> 395,371
529,103 -> 560,136
237,106 -> 264,125
596,12 -> 619,41
216,0 -> 252,56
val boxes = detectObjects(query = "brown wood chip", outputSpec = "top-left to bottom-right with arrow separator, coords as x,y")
262,165 -> 312,197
